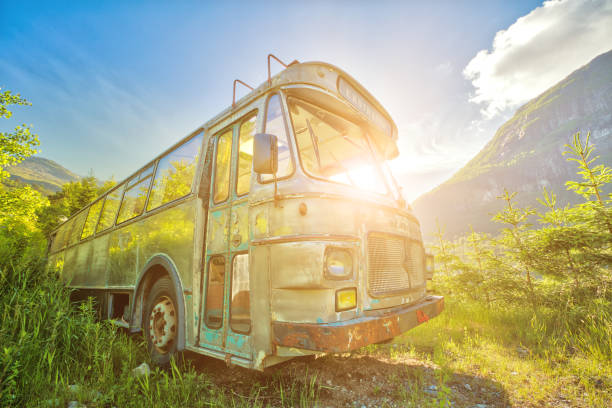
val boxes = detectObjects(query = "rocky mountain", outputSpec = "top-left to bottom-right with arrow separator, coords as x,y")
6,156 -> 80,195
413,49 -> 612,240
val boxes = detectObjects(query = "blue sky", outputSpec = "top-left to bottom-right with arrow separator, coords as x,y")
2,0 -> 611,200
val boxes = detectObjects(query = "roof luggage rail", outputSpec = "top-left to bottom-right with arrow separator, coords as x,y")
267,54 -> 299,86
232,54 -> 299,108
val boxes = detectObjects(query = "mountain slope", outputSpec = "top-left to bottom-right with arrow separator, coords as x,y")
7,156 -> 80,194
413,49 -> 612,239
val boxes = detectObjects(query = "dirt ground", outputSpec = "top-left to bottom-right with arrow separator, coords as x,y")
189,348 -> 510,408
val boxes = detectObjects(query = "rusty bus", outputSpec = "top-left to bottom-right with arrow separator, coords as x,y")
47,56 -> 444,370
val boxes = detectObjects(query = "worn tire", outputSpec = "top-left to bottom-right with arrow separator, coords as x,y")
144,277 -> 179,366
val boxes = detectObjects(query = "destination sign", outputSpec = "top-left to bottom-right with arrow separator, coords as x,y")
338,77 -> 393,139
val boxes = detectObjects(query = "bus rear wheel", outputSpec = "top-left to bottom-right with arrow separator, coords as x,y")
144,277 -> 178,366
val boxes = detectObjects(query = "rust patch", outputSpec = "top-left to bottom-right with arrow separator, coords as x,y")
273,296 -> 443,353
416,309 -> 429,323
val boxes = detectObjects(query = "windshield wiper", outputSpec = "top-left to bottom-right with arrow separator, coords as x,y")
342,134 -> 368,154
306,119 -> 322,171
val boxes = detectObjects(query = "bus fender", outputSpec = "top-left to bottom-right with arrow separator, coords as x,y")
130,254 -> 186,352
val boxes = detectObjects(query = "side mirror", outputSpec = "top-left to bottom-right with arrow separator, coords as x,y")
253,133 -> 278,174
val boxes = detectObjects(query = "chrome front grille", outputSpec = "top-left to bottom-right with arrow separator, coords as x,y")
367,233 -> 424,296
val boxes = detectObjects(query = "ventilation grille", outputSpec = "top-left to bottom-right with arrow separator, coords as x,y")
367,233 -> 424,297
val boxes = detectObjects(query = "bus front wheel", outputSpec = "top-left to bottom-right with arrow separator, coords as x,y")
144,277 -> 178,365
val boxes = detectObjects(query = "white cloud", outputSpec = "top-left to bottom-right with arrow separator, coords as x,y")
464,0 -> 612,117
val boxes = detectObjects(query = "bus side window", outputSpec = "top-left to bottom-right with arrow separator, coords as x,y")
97,186 -> 123,232
261,93 -> 293,182
147,132 -> 204,211
236,115 -> 256,196
205,256 -> 225,329
68,210 -> 88,246
198,137 -> 215,202
230,253 -> 250,333
50,224 -> 66,253
60,218 -> 75,249
81,199 -> 104,240
213,130 -> 232,204
117,175 -> 153,224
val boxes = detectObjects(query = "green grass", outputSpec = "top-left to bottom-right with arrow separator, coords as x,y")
1,231 -> 609,407
385,300 -> 612,408
0,272 -> 320,407
3,281 -> 610,407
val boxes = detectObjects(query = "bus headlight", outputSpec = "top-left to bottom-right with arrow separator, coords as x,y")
324,248 -> 353,279
335,288 -> 356,312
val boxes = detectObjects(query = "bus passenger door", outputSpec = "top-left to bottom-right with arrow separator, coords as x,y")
224,114 -> 256,359
200,113 -> 255,362
200,129 -> 232,353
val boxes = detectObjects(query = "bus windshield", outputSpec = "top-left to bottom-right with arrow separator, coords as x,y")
288,97 -> 389,196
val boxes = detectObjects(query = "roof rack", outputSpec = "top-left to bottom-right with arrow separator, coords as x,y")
231,54 -> 299,108
267,54 -> 299,86
232,79 -> 254,108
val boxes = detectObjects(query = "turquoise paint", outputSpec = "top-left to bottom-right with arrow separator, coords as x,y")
371,299 -> 380,304
227,334 -> 246,349
204,330 -> 218,343
316,318 -> 324,324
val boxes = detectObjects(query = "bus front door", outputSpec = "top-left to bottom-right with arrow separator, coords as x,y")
199,121 -> 253,363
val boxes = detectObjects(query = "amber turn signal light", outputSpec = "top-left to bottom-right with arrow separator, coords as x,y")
335,288 -> 357,312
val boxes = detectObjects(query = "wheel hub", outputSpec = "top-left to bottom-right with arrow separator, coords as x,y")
149,296 -> 176,353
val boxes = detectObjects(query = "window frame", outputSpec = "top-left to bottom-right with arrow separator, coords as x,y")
286,95 -> 391,197
60,218 -> 75,250
67,209 -> 89,247
116,172 -> 154,226
257,92 -> 296,184
235,111 -> 258,198
80,197 -> 105,240
212,128 -> 234,205
146,131 -> 204,213
203,255 -> 226,330
96,183 -> 125,234
229,251 -> 251,335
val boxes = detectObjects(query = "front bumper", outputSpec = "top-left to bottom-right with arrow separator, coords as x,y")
272,295 -> 444,353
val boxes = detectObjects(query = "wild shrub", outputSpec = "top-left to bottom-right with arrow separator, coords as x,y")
431,132 -> 611,358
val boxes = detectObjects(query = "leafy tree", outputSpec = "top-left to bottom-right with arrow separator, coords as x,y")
430,131 -> 610,329
0,89 -> 40,182
492,189 -> 540,311
0,89 -> 47,231
563,131 -> 612,234
530,133 -> 612,314
0,186 -> 48,232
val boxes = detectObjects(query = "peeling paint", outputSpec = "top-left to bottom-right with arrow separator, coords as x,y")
255,212 -> 268,235
227,334 -> 247,349
255,350 -> 266,369
204,330 -> 219,343
272,296 -> 443,353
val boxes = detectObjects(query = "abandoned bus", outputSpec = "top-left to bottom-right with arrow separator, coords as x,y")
47,57 -> 444,370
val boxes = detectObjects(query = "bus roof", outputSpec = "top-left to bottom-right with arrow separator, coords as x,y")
204,61 -> 399,157
50,61 -> 399,234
